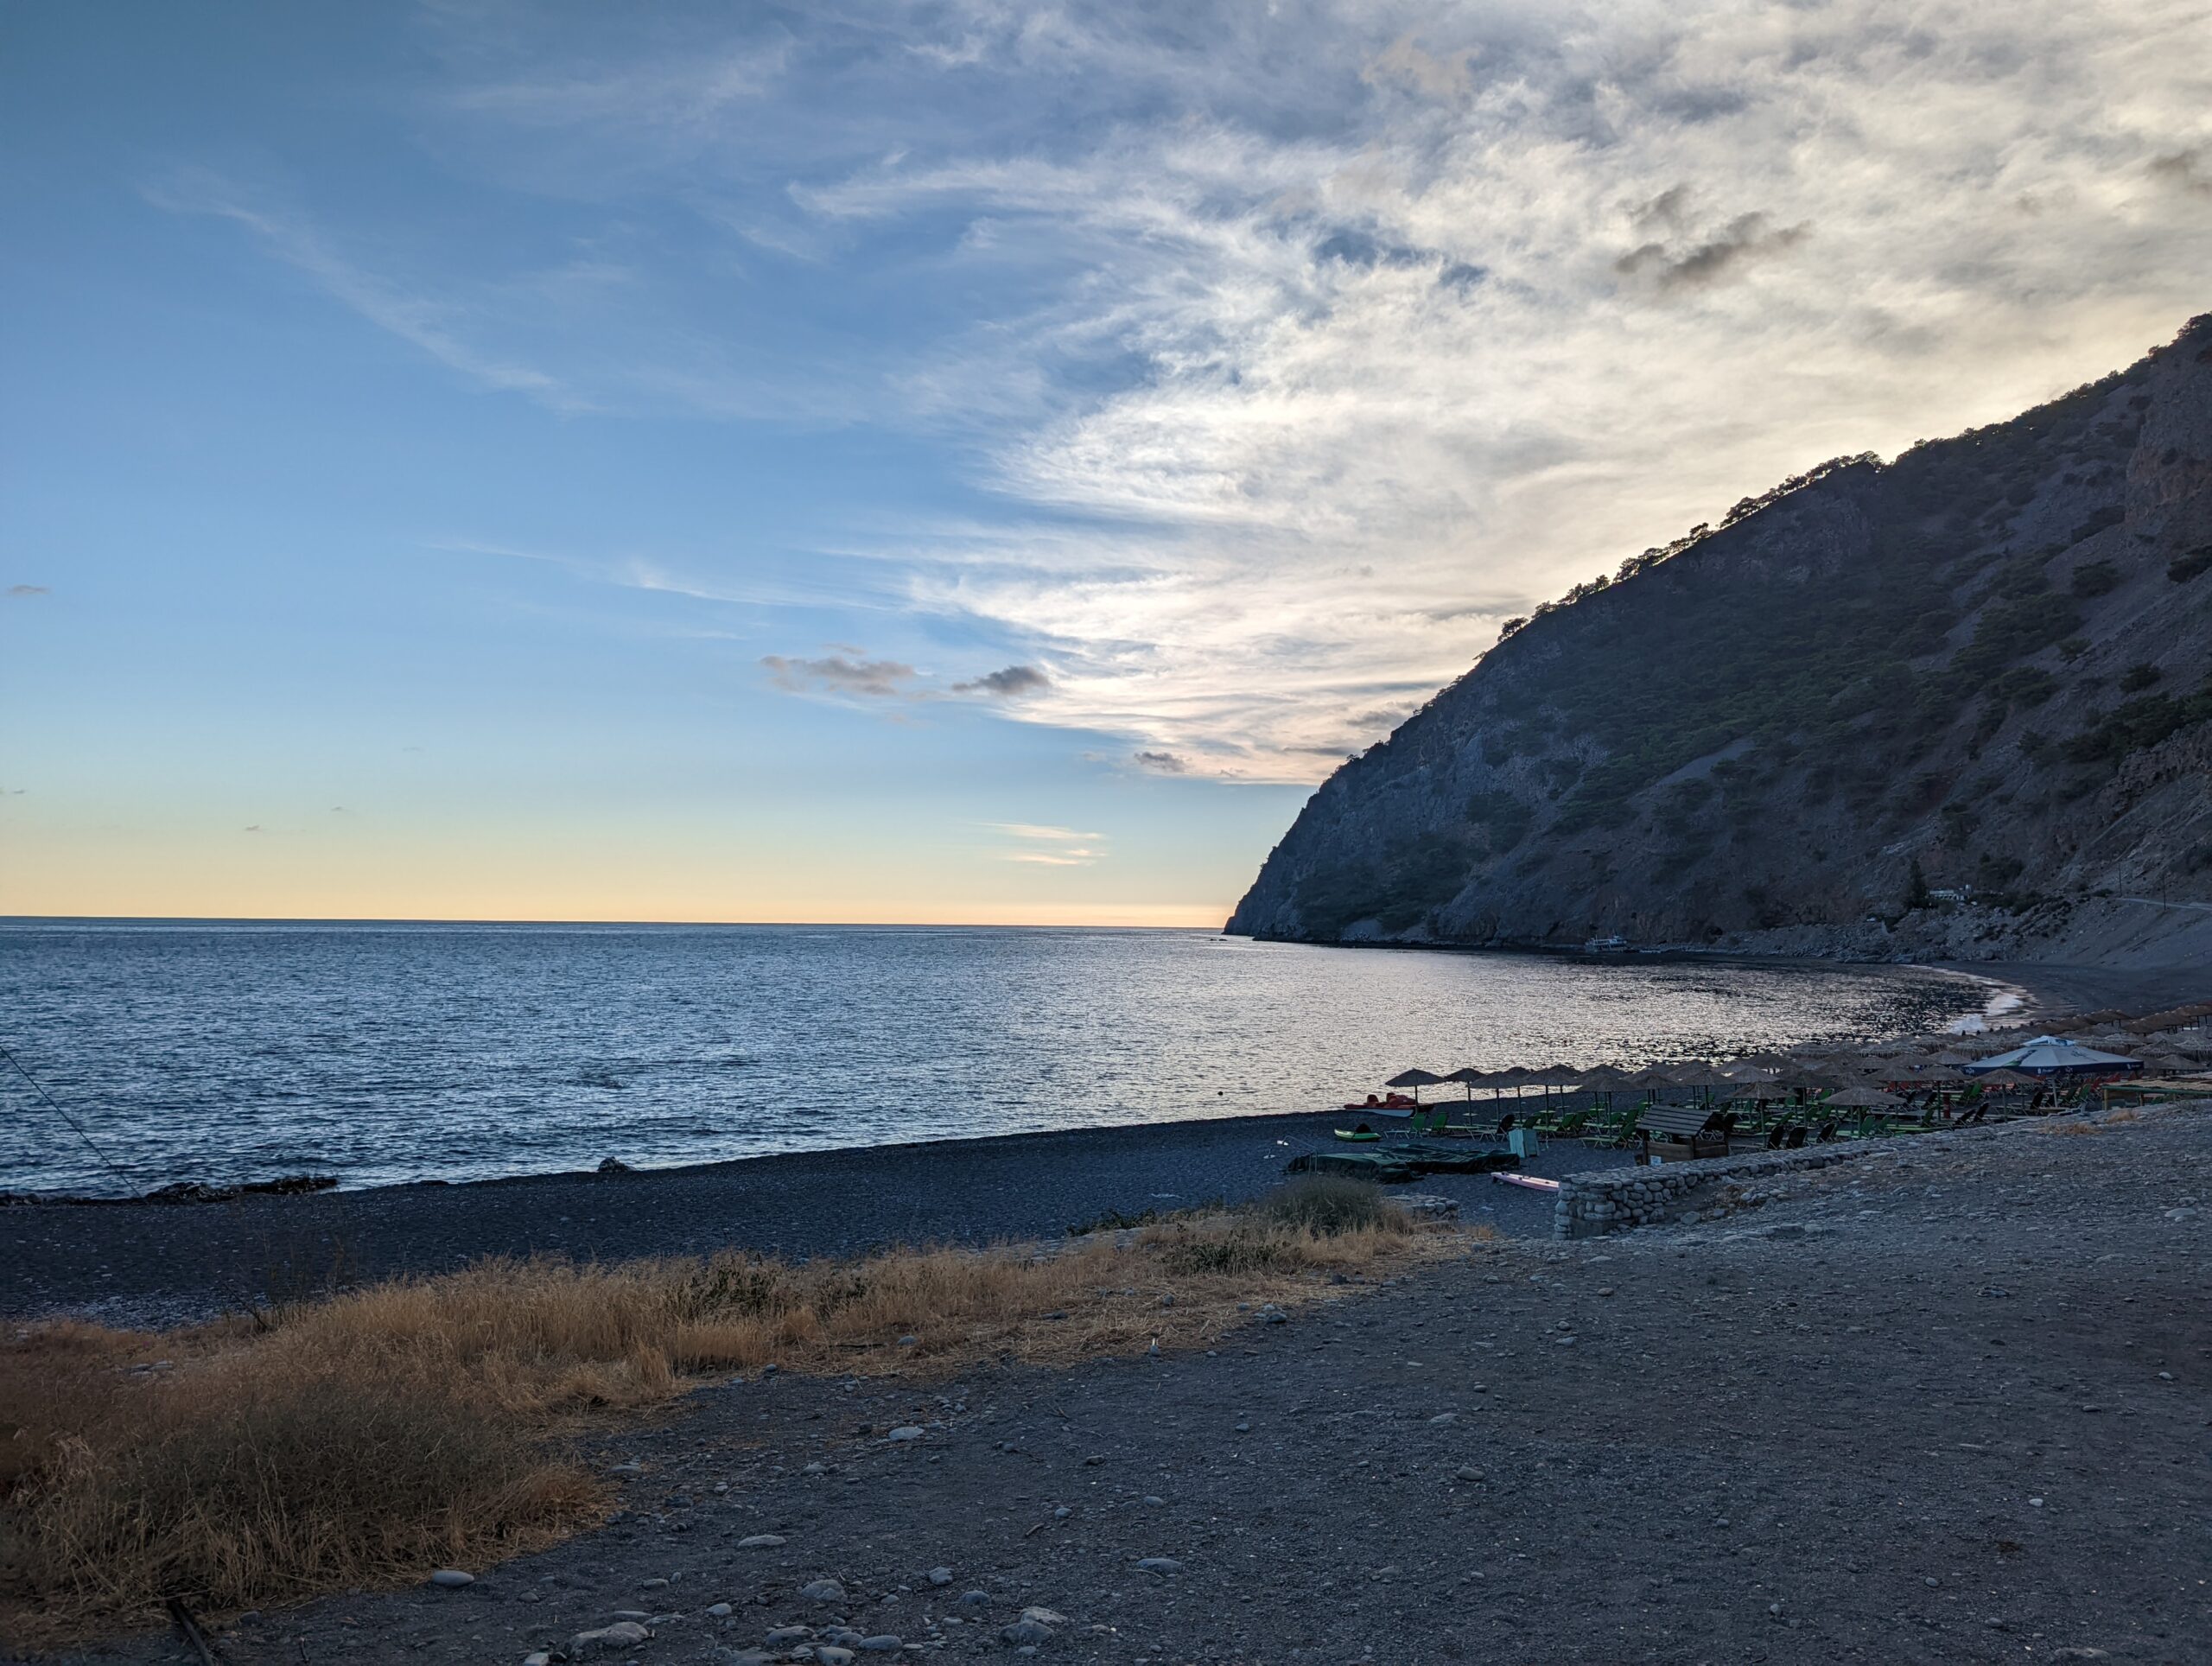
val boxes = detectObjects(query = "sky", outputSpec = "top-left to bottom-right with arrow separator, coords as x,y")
3,1 -> 2209,925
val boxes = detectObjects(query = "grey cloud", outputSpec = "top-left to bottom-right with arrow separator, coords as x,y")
2149,149 -> 2211,198
760,654 -> 918,698
6,584 -> 48,597
953,663 -> 1052,697
1647,85 -> 1750,124
1315,229 -> 1427,270
1630,184 -> 1694,234
1437,260 -> 1488,294
1361,35 -> 1476,100
1133,750 -> 1187,773
1617,212 -> 1811,291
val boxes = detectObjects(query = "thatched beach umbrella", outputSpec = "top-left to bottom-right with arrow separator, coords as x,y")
1789,1059 -> 1854,1088
1822,1085 -> 1904,1110
1566,1064 -> 1631,1109
1444,1065 -> 1488,1101
1386,1067 -> 1446,1104
1975,1067 -> 2036,1089
1667,1063 -> 1738,1088
1730,1051 -> 1799,1073
1520,1065 -> 1583,1111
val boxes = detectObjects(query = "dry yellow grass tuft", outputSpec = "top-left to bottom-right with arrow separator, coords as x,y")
2,1182 -> 1458,1644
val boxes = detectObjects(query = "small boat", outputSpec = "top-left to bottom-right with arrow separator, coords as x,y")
1334,1122 -> 1382,1142
1583,934 -> 1629,952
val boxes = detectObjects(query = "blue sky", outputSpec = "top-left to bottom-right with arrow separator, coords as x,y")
3,1 -> 2208,922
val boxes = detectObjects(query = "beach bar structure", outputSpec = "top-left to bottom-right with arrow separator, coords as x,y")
1634,1102 -> 1729,1160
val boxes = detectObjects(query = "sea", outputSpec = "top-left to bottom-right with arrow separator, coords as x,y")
0,920 -> 1999,1199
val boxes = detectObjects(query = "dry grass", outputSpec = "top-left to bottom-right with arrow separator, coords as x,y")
2,1183 -> 1454,1644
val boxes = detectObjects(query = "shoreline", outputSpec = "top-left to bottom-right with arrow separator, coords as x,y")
2,1110 -> 1621,1329
11,947 -> 2030,1208
9,954 -> 2197,1332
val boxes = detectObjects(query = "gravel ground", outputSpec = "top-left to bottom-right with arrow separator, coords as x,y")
2,1114 -> 1622,1327
39,1099 -> 2211,1665
1946,960 -> 2212,1022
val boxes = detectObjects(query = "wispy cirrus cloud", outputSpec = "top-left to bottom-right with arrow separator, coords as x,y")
715,0 -> 2212,779
982,821 -> 1106,866
223,2 -> 2212,782
146,170 -> 582,410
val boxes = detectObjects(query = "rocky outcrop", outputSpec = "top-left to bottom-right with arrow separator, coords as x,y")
1228,315 -> 2212,964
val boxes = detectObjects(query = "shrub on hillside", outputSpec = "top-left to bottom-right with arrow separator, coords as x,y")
2069,559 -> 2120,598
1257,1176 -> 1402,1237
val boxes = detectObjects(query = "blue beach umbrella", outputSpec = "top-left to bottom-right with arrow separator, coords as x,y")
1961,1036 -> 2140,1078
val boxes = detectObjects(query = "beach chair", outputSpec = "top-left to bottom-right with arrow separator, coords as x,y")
1586,1107 -> 1634,1150
1783,1125 -> 1808,1149
1410,1103 -> 1453,1137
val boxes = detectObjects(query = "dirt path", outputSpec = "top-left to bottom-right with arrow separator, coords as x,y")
47,1103 -> 2212,1666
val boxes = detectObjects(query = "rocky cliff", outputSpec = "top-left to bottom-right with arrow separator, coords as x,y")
1227,315 -> 2212,967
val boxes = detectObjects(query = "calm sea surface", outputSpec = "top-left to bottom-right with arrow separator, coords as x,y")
0,922 -> 1993,1198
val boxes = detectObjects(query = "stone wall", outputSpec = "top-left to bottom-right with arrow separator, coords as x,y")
1553,1145 -> 1872,1238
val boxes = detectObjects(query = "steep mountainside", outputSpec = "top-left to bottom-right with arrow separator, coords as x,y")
1228,315 -> 2212,966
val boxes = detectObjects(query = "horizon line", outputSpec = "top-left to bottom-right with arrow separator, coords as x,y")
0,912 -> 1237,932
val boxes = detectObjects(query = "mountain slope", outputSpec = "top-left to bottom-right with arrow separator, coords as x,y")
1227,315 -> 2212,965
